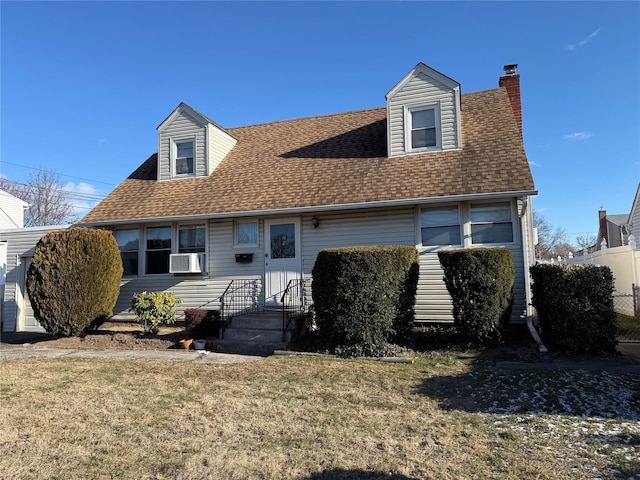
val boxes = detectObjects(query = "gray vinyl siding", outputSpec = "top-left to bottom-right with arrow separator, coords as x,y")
388,71 -> 460,157
207,125 -> 237,173
300,207 -> 416,273
158,111 -> 207,180
0,225 -> 69,332
108,200 -> 528,325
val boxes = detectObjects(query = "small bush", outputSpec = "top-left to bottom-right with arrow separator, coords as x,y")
131,291 -> 183,335
438,248 -> 515,346
184,309 -> 221,338
530,263 -> 617,353
27,227 -> 123,336
311,245 -> 419,356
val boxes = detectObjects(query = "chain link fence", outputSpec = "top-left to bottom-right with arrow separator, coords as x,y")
613,286 -> 640,340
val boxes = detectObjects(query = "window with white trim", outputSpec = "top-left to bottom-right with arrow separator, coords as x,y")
146,226 -> 172,274
114,229 -> 139,276
407,105 -> 440,152
178,224 -> 206,253
235,221 -> 258,246
470,202 -> 514,244
420,206 -> 461,246
174,140 -> 194,176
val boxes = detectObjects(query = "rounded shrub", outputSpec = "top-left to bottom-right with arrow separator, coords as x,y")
530,263 -> 617,353
438,247 -> 515,346
26,227 -> 123,336
311,245 -> 419,357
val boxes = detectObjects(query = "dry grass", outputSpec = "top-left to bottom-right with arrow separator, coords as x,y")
0,352 -> 638,480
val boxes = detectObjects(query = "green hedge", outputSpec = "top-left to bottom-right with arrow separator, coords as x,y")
26,227 -> 123,336
311,245 -> 419,356
438,248 -> 515,346
530,263 -> 617,352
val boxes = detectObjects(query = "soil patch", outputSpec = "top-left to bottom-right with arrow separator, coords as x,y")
3,323 -> 190,351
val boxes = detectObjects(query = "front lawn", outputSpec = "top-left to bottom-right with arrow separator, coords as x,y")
0,352 -> 638,479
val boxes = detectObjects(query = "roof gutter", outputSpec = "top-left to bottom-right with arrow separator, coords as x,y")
79,189 -> 538,227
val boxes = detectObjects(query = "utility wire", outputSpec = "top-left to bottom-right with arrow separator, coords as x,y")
0,160 -> 117,187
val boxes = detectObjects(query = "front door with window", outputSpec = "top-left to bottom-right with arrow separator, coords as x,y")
264,219 -> 301,307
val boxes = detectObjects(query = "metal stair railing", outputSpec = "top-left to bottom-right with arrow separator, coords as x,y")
280,278 -> 312,334
219,279 -> 260,339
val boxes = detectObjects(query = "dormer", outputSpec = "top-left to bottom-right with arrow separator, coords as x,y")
386,63 -> 462,158
156,103 -> 237,181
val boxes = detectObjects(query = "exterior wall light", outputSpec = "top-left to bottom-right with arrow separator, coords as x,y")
311,216 -> 320,228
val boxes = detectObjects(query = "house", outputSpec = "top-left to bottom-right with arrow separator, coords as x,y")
0,188 -> 29,230
79,62 -> 537,332
595,208 -> 629,250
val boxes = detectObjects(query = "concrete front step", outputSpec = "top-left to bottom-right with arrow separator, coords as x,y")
231,312 -> 284,330
213,339 -> 288,356
223,327 -> 286,343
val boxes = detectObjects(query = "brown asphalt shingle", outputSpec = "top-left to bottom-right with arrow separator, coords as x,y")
81,87 -> 535,224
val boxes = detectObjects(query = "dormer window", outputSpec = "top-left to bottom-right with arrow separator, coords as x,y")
174,139 -> 194,176
406,104 -> 441,152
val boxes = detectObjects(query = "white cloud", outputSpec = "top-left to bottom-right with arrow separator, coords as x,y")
529,160 -> 541,167
563,132 -> 593,141
97,138 -> 108,147
566,28 -> 601,51
63,182 -> 104,218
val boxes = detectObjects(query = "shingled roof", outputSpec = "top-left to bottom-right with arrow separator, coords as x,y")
81,87 -> 535,225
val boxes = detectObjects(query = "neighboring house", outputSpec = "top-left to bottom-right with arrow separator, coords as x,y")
0,188 -> 29,230
0,225 -> 70,333
626,183 -> 640,245
80,62 -> 537,325
0,189 -> 29,330
595,209 -> 628,250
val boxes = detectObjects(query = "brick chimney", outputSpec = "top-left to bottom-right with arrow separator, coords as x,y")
499,64 -> 522,137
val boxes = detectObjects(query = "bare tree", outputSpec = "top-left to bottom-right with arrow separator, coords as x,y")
533,210 -> 572,260
574,233 -> 597,253
0,170 -> 77,226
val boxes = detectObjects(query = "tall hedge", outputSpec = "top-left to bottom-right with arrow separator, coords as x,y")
530,263 -> 617,352
312,245 -> 419,356
438,247 -> 515,345
27,227 -> 123,336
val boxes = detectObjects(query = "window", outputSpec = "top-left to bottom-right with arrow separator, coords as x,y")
179,224 -> 206,253
235,221 -> 258,246
407,105 -> 439,151
114,229 -> 139,276
470,202 -> 514,244
420,206 -> 461,246
175,140 -> 194,175
146,226 -> 171,274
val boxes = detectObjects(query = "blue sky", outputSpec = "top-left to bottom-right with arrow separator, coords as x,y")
1,1 -> 639,244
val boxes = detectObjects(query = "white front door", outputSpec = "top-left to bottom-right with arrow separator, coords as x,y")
264,218 -> 301,306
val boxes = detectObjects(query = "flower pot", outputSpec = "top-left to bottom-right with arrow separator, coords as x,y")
179,338 -> 193,350
193,339 -> 206,350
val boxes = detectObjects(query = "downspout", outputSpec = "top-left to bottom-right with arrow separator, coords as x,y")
520,196 -> 547,353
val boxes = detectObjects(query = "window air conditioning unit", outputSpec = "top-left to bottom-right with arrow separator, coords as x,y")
169,253 -> 205,274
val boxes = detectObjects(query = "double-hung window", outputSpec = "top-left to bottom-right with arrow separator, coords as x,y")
175,140 -> 194,176
178,224 -> 206,253
408,105 -> 440,152
114,229 -> 139,276
470,202 -> 514,244
146,226 -> 172,274
420,206 -> 461,246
